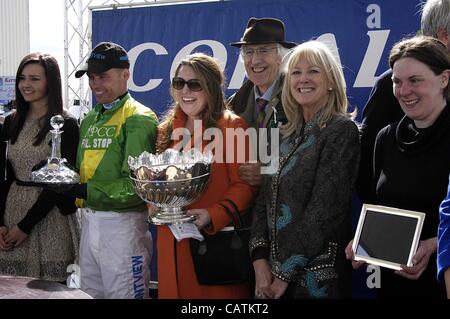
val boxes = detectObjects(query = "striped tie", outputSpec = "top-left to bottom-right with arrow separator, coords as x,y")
256,98 -> 268,128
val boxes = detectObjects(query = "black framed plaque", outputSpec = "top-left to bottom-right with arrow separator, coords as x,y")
352,204 -> 425,270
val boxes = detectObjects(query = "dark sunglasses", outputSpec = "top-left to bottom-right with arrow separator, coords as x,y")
172,77 -> 203,92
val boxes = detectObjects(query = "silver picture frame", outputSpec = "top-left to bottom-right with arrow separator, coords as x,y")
352,204 -> 425,271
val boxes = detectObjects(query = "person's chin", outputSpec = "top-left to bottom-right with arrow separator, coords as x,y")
182,108 -> 200,119
95,97 -> 109,104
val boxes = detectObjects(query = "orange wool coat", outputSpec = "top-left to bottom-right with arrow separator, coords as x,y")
157,109 -> 256,299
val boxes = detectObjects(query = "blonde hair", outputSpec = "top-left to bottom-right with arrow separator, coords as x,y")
281,40 -> 349,137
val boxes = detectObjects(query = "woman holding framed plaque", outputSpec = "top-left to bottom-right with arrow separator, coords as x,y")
347,36 -> 450,299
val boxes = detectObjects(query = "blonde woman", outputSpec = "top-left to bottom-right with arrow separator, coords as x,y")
250,41 -> 360,299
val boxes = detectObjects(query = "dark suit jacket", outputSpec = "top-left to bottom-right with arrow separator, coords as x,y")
227,76 -> 287,129
357,69 -> 404,203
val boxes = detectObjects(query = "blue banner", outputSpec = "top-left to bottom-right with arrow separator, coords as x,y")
92,0 -> 421,120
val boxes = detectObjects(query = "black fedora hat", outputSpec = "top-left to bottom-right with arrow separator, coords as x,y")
230,17 -> 296,48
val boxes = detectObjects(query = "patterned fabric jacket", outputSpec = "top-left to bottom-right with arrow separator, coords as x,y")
250,114 -> 360,298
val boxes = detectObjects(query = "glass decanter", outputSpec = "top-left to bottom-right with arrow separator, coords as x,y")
31,115 -> 80,184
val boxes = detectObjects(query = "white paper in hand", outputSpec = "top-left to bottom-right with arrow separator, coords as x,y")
169,222 -> 204,241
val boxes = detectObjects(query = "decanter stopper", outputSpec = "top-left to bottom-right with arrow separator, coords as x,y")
50,115 -> 64,131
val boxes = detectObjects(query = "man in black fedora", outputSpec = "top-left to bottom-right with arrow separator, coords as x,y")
228,17 -> 296,186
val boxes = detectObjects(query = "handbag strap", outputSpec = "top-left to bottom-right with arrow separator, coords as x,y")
218,202 -> 238,230
220,198 -> 244,230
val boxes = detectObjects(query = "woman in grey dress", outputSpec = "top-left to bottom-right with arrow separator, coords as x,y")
250,41 -> 360,299
0,53 -> 80,282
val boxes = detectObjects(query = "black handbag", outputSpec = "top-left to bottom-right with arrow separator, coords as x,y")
189,198 -> 254,285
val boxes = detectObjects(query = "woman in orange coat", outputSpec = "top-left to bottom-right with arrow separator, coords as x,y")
153,53 -> 256,299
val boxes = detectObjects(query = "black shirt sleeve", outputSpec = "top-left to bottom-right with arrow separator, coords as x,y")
251,247 -> 269,262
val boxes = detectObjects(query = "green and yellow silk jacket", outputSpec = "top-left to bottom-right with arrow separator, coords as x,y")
76,94 -> 157,212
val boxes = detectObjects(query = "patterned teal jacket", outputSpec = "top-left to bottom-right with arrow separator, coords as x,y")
249,114 -> 360,298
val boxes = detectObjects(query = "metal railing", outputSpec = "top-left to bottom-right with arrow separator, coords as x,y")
64,0 -> 215,119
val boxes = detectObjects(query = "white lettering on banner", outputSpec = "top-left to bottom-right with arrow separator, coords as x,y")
354,30 -> 390,87
170,40 -> 227,79
228,57 -> 246,90
128,42 -> 168,92
128,28 -> 391,91
367,4 -> 382,29
354,4 -> 389,87
316,33 -> 342,67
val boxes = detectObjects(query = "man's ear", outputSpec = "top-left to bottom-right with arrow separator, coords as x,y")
436,29 -> 449,48
441,69 -> 450,88
122,69 -> 130,80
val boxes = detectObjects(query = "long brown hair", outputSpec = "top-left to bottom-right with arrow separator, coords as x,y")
158,53 -> 227,151
10,52 -> 64,145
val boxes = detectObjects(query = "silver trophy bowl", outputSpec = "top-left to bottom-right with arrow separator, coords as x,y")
129,148 -> 213,225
